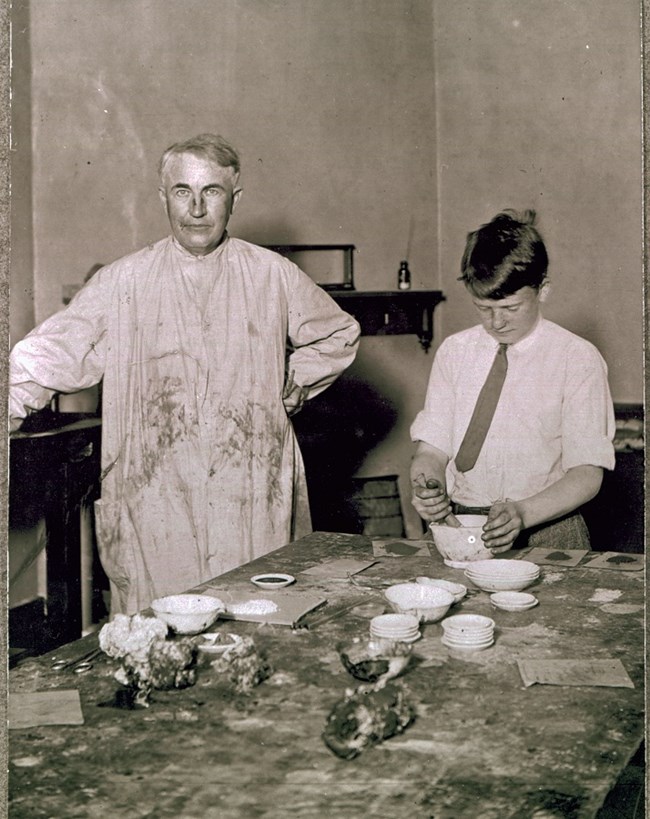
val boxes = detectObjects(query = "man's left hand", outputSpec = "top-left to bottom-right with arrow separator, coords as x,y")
283,383 -> 309,417
481,500 -> 524,552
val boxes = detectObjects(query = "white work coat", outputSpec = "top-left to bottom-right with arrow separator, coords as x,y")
10,236 -> 360,614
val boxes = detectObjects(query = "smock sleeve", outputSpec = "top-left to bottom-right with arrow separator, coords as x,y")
284,265 -> 360,400
9,273 -> 109,430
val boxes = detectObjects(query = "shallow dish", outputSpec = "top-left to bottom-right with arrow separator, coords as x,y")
464,573 -> 538,593
151,594 -> 225,635
415,577 -> 467,604
465,559 -> 540,577
429,515 -> 492,567
196,632 -> 243,655
385,583 -> 454,623
250,573 -> 295,590
490,592 -> 538,611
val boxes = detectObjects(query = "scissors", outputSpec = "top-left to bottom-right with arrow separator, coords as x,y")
51,647 -> 102,674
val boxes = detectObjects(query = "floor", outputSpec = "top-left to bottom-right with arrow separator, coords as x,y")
596,743 -> 646,819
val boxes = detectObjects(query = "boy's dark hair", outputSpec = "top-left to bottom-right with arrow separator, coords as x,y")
459,209 -> 548,299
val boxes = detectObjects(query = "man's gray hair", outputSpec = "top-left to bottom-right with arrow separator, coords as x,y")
158,133 -> 241,181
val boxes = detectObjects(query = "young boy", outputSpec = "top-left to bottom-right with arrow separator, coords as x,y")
410,209 -> 615,551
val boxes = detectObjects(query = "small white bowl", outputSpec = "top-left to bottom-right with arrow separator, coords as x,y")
415,577 -> 467,604
385,583 -> 455,623
151,594 -> 225,635
250,573 -> 295,590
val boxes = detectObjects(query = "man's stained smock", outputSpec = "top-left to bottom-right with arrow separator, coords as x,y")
10,236 -> 360,614
410,318 -> 615,507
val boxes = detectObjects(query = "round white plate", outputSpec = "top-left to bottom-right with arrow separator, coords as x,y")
250,573 -> 295,590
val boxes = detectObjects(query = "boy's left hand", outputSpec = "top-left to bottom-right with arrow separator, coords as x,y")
481,500 -> 524,552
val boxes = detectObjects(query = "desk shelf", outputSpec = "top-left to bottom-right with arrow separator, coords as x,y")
328,290 -> 445,352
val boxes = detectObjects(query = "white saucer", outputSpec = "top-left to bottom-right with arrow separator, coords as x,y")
490,592 -> 538,611
250,573 -> 295,590
442,636 -> 494,651
370,629 -> 421,643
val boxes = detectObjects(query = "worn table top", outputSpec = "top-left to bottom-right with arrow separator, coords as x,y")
9,532 -> 645,819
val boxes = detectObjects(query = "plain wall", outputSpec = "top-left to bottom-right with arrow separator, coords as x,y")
433,0 -> 643,403
10,0 -> 643,549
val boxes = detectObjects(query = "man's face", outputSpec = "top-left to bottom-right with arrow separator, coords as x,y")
158,152 -> 242,257
471,284 -> 547,344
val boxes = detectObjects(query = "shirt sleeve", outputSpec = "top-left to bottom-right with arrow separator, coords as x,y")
284,264 -> 361,400
409,337 -> 457,458
9,272 -> 109,427
561,341 -> 616,471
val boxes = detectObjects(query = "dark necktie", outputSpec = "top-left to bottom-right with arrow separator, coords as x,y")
455,343 -> 508,473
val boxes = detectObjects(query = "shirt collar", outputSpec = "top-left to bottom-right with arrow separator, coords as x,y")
170,231 -> 229,260
479,316 -> 545,353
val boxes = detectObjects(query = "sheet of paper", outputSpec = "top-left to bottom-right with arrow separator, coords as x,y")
300,558 -> 377,578
372,539 -> 432,558
203,587 -> 327,626
9,689 -> 84,729
517,659 -> 635,689
581,552 -> 644,572
523,547 -> 589,568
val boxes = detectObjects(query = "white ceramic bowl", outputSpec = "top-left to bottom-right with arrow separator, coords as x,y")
465,559 -> 540,592
415,577 -> 467,603
466,559 -> 539,577
151,594 -> 225,635
464,574 -> 538,592
385,583 -> 455,623
429,515 -> 492,567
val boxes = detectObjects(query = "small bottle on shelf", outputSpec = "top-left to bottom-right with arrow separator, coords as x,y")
398,260 -> 411,290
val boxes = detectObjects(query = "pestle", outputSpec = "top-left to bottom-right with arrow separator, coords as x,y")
415,477 -> 462,528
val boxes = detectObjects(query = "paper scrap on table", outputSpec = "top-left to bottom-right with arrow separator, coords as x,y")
372,539 -> 432,558
581,552 -> 644,572
9,690 -> 84,729
300,558 -> 377,578
523,547 -> 590,568
517,659 -> 635,689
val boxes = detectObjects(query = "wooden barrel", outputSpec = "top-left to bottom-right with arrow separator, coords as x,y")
348,475 -> 405,538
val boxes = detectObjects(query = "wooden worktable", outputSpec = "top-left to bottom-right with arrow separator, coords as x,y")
9,532 -> 645,818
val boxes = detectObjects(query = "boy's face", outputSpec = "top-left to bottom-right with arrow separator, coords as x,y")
471,284 -> 548,344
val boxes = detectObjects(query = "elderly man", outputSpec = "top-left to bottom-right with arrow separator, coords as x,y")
10,133 -> 360,614
410,209 -> 615,552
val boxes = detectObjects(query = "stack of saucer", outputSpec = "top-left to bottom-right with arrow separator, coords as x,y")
440,614 -> 495,651
490,591 -> 538,612
369,613 -> 421,643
